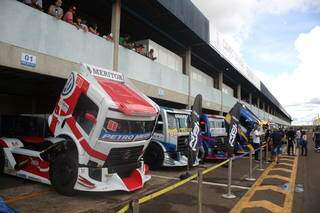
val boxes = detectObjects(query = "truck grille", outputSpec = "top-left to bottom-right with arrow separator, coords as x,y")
104,146 -> 143,177
177,135 -> 189,155
214,137 -> 228,152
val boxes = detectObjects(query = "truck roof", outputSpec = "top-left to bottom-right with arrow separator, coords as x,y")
160,107 -> 191,115
202,114 -> 225,120
81,64 -> 158,117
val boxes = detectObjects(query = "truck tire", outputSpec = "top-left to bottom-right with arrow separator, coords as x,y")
144,143 -> 163,170
0,148 -> 4,174
49,148 -> 78,196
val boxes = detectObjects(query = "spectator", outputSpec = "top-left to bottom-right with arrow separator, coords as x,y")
48,0 -> 63,19
120,34 -> 134,49
104,33 -> 113,41
24,0 -> 43,11
252,126 -> 262,161
75,17 -> 88,32
63,5 -> 76,24
89,24 -> 100,36
313,127 -> 320,151
136,45 -> 146,55
286,127 -> 295,156
148,49 -> 157,60
301,131 -> 308,156
295,128 -> 301,152
271,128 -> 284,164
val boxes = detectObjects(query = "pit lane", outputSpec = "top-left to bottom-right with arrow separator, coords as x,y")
0,157 -> 269,213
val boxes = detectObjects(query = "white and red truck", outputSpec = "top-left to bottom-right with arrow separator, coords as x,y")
0,64 -> 159,195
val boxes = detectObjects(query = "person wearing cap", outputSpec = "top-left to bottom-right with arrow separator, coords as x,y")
63,5 -> 76,24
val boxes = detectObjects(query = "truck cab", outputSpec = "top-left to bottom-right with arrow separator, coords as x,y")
199,114 -> 228,160
0,64 -> 159,195
143,107 -> 193,169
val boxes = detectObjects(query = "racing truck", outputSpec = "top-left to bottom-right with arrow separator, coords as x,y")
0,64 -> 159,195
143,107 -> 195,170
199,114 -> 228,160
225,102 -> 262,154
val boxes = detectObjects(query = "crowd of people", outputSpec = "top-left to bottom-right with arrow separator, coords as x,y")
21,0 -> 157,61
261,126 -> 320,163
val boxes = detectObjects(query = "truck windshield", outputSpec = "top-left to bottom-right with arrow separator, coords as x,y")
99,118 -> 155,142
208,118 -> 225,129
167,113 -> 190,132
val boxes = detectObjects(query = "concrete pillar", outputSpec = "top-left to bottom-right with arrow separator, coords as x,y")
218,72 -> 223,90
248,93 -> 252,105
257,97 -> 260,108
111,0 -> 121,72
237,84 -> 241,100
185,48 -> 192,109
218,72 -> 223,115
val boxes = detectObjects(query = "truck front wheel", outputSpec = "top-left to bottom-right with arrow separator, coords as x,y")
144,143 -> 164,170
0,148 -> 4,174
50,148 -> 78,196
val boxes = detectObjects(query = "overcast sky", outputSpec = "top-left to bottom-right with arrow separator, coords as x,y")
191,0 -> 320,125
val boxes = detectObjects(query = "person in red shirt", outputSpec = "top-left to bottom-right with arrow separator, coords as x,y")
63,5 -> 76,24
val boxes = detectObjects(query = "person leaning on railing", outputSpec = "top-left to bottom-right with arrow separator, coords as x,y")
23,0 -> 43,11
48,0 -> 63,19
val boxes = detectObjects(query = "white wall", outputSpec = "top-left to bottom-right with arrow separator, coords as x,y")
0,0 -> 114,69
0,0 -> 290,125
135,39 -> 183,73
222,83 -> 234,96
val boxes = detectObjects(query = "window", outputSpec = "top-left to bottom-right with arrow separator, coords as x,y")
155,115 -> 163,133
99,118 -> 155,141
167,113 -> 177,129
73,94 -> 99,135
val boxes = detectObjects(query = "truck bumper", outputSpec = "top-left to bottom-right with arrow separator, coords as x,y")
74,163 -> 150,192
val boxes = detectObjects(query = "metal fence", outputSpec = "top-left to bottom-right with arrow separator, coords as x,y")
117,143 -> 270,213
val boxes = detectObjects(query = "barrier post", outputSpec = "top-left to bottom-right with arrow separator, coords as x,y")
222,159 -> 236,199
197,169 -> 203,213
245,151 -> 256,181
257,146 -> 264,171
132,199 -> 139,213
265,142 -> 269,163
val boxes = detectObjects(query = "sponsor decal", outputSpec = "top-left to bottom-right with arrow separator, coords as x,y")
62,73 -> 75,96
101,133 -> 135,142
228,123 -> 238,147
134,133 -> 152,141
86,65 -> 124,82
107,120 -> 118,132
100,133 -> 151,142
189,121 -> 200,151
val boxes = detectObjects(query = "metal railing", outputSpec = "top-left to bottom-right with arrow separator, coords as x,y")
117,143 -> 270,213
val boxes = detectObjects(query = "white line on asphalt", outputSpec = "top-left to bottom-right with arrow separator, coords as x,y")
151,174 -> 250,190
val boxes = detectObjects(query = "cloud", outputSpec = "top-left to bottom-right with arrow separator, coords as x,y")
191,0 -> 320,51
191,0 -> 320,125
256,26 -> 320,125
191,0 -> 258,54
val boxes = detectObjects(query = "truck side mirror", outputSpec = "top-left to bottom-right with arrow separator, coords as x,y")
84,112 -> 97,124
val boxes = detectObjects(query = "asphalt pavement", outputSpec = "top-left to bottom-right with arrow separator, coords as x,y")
293,142 -> 320,213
